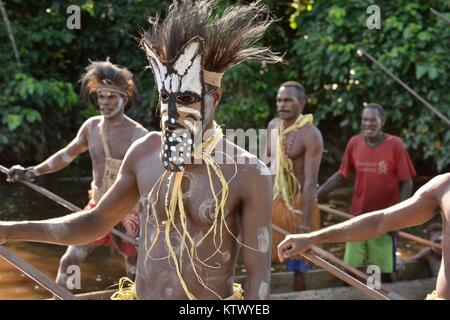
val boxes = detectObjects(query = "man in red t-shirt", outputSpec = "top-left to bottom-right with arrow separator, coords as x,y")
318,103 -> 416,277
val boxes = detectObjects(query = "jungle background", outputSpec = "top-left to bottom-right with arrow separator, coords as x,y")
1,0 -> 449,175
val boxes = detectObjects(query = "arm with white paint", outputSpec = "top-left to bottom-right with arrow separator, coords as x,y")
239,160 -> 273,299
32,119 -> 91,176
0,137 -> 142,245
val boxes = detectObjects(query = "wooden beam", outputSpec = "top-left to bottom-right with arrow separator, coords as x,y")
272,224 -> 392,300
0,246 -> 78,300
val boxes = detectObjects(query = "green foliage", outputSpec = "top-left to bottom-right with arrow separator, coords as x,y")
0,0 -> 164,162
287,0 -> 450,171
0,72 -> 80,160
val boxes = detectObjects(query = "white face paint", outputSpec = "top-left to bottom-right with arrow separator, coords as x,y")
98,91 -> 125,119
143,38 -> 205,172
105,96 -> 124,119
258,281 -> 269,300
257,227 -> 270,253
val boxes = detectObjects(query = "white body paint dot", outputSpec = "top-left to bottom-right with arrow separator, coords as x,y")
257,227 -> 270,253
258,282 -> 269,300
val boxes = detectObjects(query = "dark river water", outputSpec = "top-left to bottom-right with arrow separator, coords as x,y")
0,172 -> 127,300
0,170 -> 437,300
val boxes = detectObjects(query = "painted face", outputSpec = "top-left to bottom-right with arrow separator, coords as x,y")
97,90 -> 125,119
143,37 -> 206,172
361,108 -> 383,138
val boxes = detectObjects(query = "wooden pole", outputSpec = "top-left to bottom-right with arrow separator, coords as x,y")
0,246 -> 78,300
0,0 -> 21,65
318,204 -> 443,251
357,48 -> 450,126
309,246 -> 405,300
0,165 -> 137,246
272,224 -> 392,300
430,8 -> 450,26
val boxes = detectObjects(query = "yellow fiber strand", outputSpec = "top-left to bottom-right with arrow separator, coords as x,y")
111,277 -> 136,300
144,173 -> 167,264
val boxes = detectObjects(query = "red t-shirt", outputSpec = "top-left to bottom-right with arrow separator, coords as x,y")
338,134 -> 416,216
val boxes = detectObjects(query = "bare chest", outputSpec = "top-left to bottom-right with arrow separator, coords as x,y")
284,129 -> 306,160
88,127 -> 135,162
145,169 -> 239,228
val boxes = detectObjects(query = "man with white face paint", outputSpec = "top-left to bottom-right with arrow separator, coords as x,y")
6,60 -> 148,290
317,103 -> 416,280
0,0 -> 280,300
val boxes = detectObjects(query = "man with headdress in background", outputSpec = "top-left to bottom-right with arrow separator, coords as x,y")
6,60 -> 148,290
1,0 -> 281,299
266,81 -> 323,291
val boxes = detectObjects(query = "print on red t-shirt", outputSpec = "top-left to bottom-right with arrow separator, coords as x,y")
338,134 -> 416,216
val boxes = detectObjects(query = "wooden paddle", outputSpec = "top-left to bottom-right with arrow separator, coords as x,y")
357,48 -> 450,126
318,204 -> 443,251
0,246 -> 78,299
430,8 -> 450,26
0,164 -> 137,246
272,224 -> 393,300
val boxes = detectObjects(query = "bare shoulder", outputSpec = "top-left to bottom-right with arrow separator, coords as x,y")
128,118 -> 149,140
130,131 -> 161,153
416,173 -> 450,200
296,124 -> 323,152
76,116 -> 102,141
78,116 -> 101,131
225,139 -> 273,185
122,131 -> 161,164
267,117 -> 281,130
299,123 -> 323,141
83,116 -> 103,128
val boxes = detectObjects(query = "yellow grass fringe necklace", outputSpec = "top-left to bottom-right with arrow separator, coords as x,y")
273,113 -> 313,215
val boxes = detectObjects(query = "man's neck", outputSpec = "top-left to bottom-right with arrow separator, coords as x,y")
104,113 -> 127,127
364,132 -> 385,146
283,113 -> 301,128
202,120 -> 217,140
